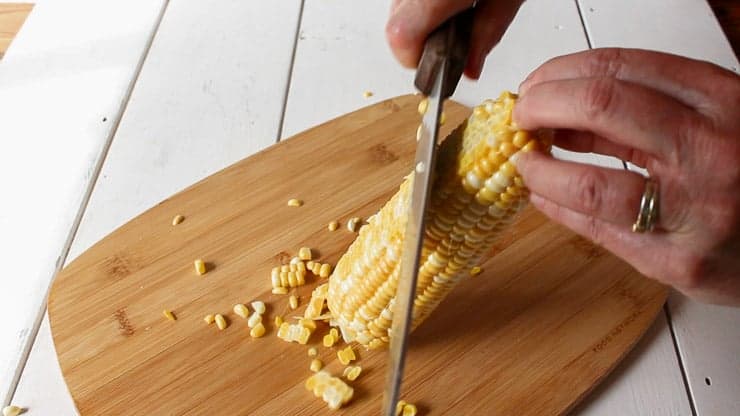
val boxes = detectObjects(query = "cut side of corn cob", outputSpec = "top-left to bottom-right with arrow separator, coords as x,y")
326,92 -> 551,349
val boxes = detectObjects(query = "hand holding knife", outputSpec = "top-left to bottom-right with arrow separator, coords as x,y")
381,7 -> 475,416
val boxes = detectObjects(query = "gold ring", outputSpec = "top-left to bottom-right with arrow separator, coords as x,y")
632,178 -> 659,233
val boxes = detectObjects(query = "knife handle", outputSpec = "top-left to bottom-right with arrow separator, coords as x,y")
414,7 -> 475,98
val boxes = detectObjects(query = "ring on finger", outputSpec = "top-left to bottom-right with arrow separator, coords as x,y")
632,178 -> 659,233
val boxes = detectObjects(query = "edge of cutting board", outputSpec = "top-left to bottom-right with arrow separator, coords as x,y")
48,94 -> 667,415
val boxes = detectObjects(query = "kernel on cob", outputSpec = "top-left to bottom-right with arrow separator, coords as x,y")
326,92 -> 551,349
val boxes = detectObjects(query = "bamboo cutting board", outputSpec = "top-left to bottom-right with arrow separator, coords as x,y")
48,95 -> 667,415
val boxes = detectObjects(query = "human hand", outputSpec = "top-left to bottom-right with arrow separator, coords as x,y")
386,0 -> 524,79
513,48 -> 740,305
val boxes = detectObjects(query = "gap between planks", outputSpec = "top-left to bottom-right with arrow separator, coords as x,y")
574,1 -> 698,414
5,0 -> 172,407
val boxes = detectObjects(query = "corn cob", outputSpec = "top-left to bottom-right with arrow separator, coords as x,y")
326,92 -> 551,349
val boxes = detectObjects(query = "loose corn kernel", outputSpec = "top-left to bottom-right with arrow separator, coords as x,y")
194,259 -> 206,275
275,315 -> 284,326
298,247 -> 312,261
416,124 -> 423,142
247,312 -> 262,328
300,318 -> 317,330
470,266 -> 482,277
250,322 -> 266,338
337,346 -> 356,365
328,221 -> 339,231
204,314 -> 215,324
290,256 -> 302,265
2,406 -> 24,416
310,358 -> 323,372
440,111 -> 447,125
343,365 -> 362,381
402,403 -> 418,416
308,347 -> 318,357
305,371 -> 354,410
323,333 -> 336,347
304,284 -> 328,318
251,301 -> 266,315
287,198 -> 303,207
306,260 -> 316,270
311,262 -> 322,275
363,90 -> 373,98
171,214 -> 184,226
163,309 -> 176,321
418,97 -> 429,115
319,263 -> 332,278
233,303 -> 249,319
272,287 -> 288,295
330,328 -> 339,339
347,217 -> 362,232
215,314 -> 228,330
395,401 -> 407,416
289,295 -> 299,310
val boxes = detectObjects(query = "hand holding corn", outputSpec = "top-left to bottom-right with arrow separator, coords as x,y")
514,48 -> 740,306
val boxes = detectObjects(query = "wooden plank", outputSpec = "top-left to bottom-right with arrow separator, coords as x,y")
0,0 -> 166,406
0,3 -> 33,58
283,1 -> 689,414
47,95 -> 666,415
578,2 -> 740,415
10,1 -> 302,414
668,296 -> 740,416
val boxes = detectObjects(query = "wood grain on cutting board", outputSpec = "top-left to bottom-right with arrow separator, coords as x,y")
48,96 -> 667,415
0,3 -> 32,58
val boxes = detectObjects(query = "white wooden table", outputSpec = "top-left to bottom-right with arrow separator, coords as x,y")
1,1 -> 738,414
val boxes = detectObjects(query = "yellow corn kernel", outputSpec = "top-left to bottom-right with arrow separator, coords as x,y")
308,347 -> 318,357
272,287 -> 288,295
171,214 -> 184,226
300,318 -> 317,330
247,312 -> 262,328
298,247 -> 312,261
347,217 -> 362,232
289,295 -> 299,310
287,198 -> 303,207
275,315 -> 284,326
323,333 -> 336,347
233,303 -> 249,319
416,124 -> 423,142
310,358 -> 323,372
418,97 -> 428,115
395,401 -> 407,416
271,267 -> 281,288
250,322 -> 266,338
440,111 -> 446,125
163,309 -> 176,321
337,346 -> 356,365
305,371 -> 354,410
326,92 -> 552,349
194,259 -> 206,275
204,314 -> 215,324
306,260 -> 316,270
215,314 -> 227,330
469,266 -> 482,277
304,284 -> 328,318
343,365 -> 362,381
329,328 -> 339,342
363,90 -> 373,98
319,263 -> 332,278
2,406 -> 24,416
328,221 -> 339,231
251,301 -> 266,315
402,403 -> 418,416
311,262 -> 322,275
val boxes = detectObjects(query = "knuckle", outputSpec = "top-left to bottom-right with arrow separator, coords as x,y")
571,168 -> 608,215
584,48 -> 625,78
581,77 -> 619,120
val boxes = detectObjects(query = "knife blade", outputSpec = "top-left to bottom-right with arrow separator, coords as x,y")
381,8 -> 474,416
